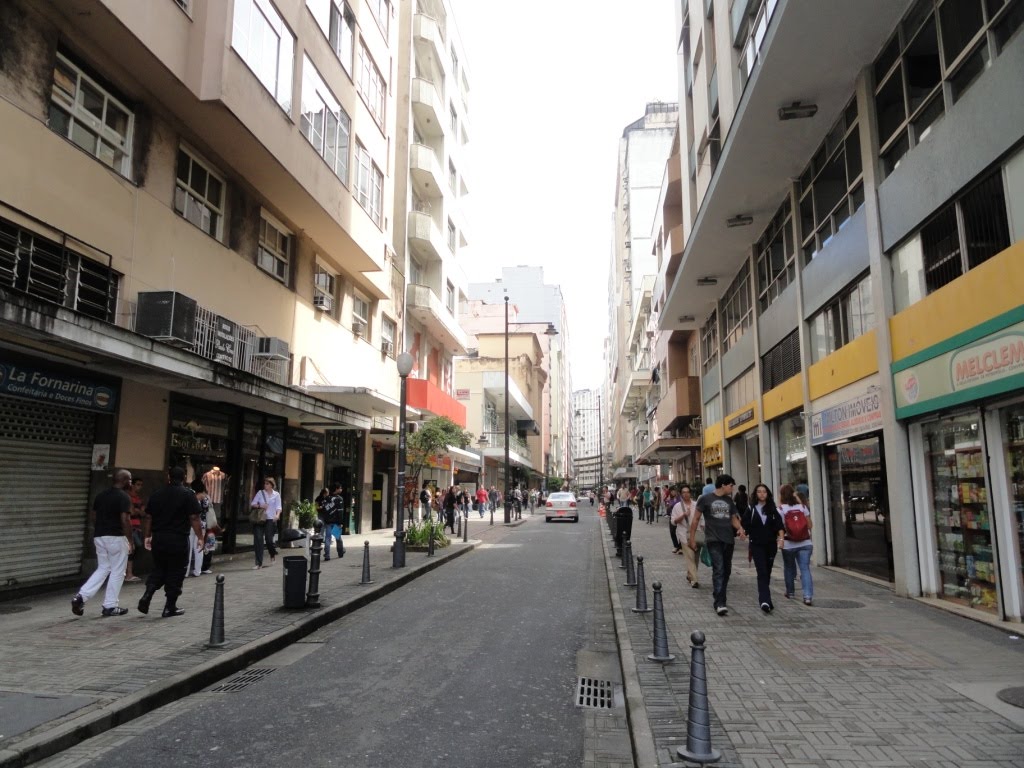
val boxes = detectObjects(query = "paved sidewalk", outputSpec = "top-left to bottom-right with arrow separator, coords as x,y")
602,511 -> 1024,767
0,517 -> 518,768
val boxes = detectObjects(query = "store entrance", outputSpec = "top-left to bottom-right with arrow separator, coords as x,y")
825,433 -> 893,582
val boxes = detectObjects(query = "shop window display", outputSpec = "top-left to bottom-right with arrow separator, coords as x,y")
826,435 -> 892,581
1003,406 -> 1024,602
924,416 -> 997,613
778,414 -> 807,487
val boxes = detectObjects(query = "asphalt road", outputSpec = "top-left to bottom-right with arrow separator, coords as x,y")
58,511 -> 605,768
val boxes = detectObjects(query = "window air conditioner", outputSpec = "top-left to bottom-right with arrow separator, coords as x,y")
313,294 -> 333,312
381,340 -> 394,356
255,337 -> 290,360
135,291 -> 198,347
352,320 -> 366,336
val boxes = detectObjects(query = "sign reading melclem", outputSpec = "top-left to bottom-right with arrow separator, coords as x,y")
0,362 -> 117,413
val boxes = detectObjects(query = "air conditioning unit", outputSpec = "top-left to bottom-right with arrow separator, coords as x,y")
135,291 -> 198,347
313,294 -> 333,312
352,320 -> 366,336
381,340 -> 393,356
255,336 -> 290,360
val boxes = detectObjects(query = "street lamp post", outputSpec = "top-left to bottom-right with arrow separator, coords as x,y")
504,296 -> 512,525
393,352 -> 414,569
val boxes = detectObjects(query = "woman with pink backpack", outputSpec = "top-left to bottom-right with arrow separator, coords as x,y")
778,483 -> 813,605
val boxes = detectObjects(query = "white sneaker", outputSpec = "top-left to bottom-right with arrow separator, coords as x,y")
715,605 -> 728,616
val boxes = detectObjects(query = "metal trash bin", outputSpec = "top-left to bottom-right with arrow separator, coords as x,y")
614,506 -> 633,550
282,556 -> 307,608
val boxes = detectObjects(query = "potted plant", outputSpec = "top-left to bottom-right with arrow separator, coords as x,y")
290,499 -> 319,532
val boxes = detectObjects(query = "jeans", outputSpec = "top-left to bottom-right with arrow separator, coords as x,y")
323,523 -> 343,559
750,542 -> 779,608
706,540 -> 735,609
78,536 -> 129,609
782,545 -> 814,600
253,520 -> 278,566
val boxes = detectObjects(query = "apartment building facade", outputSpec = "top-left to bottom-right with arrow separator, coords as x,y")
663,0 -> 1024,623
607,103 -> 678,487
572,388 -> 604,490
0,0 -> 405,591
392,0 -> 471,433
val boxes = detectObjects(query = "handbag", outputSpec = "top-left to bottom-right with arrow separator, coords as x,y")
249,491 -> 265,524
206,505 -> 219,531
699,544 -> 712,568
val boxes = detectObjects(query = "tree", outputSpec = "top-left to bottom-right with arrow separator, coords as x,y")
406,416 -> 473,485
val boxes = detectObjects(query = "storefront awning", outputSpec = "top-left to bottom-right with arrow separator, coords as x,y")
305,385 -> 421,426
635,436 -> 701,465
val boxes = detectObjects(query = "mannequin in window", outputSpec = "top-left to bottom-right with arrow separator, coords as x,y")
203,466 -> 228,512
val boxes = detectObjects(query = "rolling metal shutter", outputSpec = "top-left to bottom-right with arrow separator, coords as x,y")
0,397 -> 95,588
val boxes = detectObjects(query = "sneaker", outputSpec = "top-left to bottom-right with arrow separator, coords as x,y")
784,593 -> 793,599
715,605 -> 728,616
161,606 -> 185,618
252,565 -> 262,570
691,582 -> 700,589
760,602 -> 771,614
124,576 -> 141,583
201,570 -> 212,575
71,594 -> 84,616
101,606 -> 129,617
803,598 -> 813,606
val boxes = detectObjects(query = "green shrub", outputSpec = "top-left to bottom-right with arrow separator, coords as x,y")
405,519 -> 450,548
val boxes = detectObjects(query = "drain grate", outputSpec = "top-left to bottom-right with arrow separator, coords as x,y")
576,677 -> 614,709
210,668 -> 275,692
0,605 -> 31,614
811,599 -> 865,609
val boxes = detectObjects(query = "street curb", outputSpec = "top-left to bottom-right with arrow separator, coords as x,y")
600,526 -> 657,768
0,541 -> 477,768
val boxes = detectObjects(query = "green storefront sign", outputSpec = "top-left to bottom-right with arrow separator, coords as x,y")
893,316 -> 1024,419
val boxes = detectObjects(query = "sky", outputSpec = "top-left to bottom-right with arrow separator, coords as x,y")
448,0 -> 679,391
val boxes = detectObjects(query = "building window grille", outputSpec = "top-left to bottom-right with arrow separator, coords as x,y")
720,263 -> 752,353
724,367 -> 755,415
761,330 -> 800,392
755,199 -> 794,312
700,311 -> 719,374
48,51 -> 134,178
799,97 -> 863,262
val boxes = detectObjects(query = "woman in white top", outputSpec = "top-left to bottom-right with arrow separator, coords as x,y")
671,484 -> 703,588
778,483 -> 814,605
250,478 -> 282,569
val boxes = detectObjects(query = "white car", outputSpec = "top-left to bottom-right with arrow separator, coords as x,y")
544,492 -> 579,523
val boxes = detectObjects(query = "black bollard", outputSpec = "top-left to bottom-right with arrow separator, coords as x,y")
457,514 -> 462,538
646,581 -> 676,663
205,574 -> 227,648
676,630 -> 721,764
620,539 -> 631,569
463,515 -> 468,543
359,541 -> 373,585
427,520 -> 435,557
632,557 -> 651,613
306,525 -> 323,608
624,545 -> 637,587
490,504 -> 494,526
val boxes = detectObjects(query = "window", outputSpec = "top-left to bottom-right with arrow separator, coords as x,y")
49,51 -> 134,177
447,218 -> 456,251
809,274 -> 874,362
755,199 -> 795,312
761,331 -> 800,392
448,160 -> 457,193
703,394 -> 721,427
409,257 -> 423,286
313,263 -> 335,313
232,0 -> 294,111
450,103 -> 458,134
258,212 -> 291,283
366,0 -> 389,38
174,147 -> 225,239
799,98 -> 863,262
358,43 -> 386,130
354,143 -> 383,227
301,56 -> 351,184
874,0 -> 1023,179
330,2 -> 355,77
352,292 -> 369,327
890,165 -> 1010,310
724,367 -> 756,415
0,216 -> 119,323
172,0 -> 191,14
382,316 -> 397,355
720,263 -> 752,353
445,280 -> 455,313
451,47 -> 459,76
700,311 -> 718,374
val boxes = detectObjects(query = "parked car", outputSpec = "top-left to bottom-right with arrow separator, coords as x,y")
545,492 -> 578,523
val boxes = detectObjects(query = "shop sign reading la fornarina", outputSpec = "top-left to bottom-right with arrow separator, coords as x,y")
893,320 -> 1024,419
0,361 -> 117,413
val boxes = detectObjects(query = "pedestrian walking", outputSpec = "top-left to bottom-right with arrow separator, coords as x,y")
420,482 -> 433,522
688,474 -> 747,616
488,485 -> 499,515
137,466 -> 203,617
250,477 -> 282,569
322,483 -> 345,560
643,484 -> 653,524
741,483 -> 785,612
443,486 -> 457,533
673,484 -> 702,587
476,485 -> 488,517
125,476 -> 145,583
652,485 -> 661,521
701,476 -> 715,497
666,486 -> 682,554
71,468 -> 134,617
778,483 -> 814,605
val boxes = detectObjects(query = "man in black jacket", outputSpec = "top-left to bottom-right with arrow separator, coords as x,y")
139,466 -> 203,617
